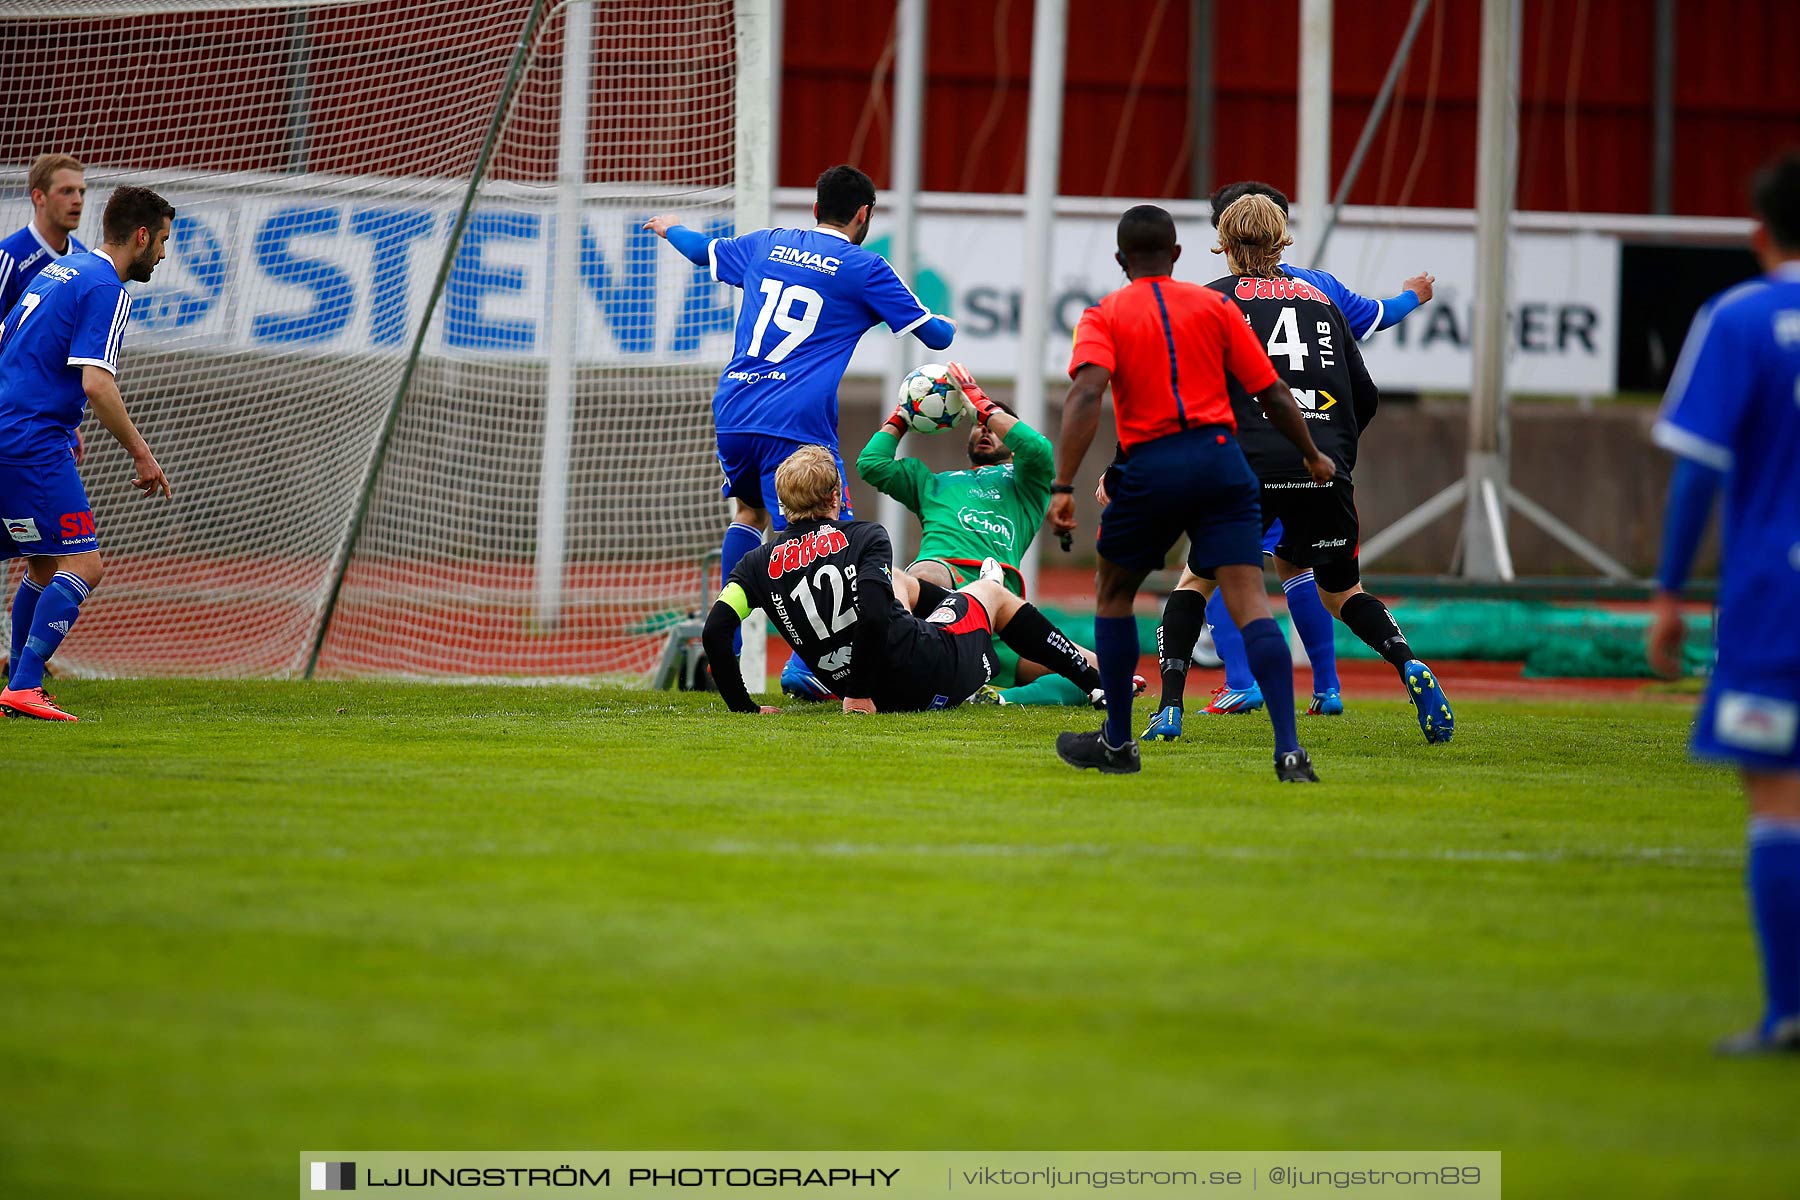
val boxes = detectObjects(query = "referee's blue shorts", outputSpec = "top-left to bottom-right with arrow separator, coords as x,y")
1095,425 -> 1263,574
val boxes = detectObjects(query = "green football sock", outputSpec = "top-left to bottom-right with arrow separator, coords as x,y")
996,673 -> 1090,707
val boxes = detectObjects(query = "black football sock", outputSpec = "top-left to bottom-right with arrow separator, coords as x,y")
1339,591 -> 1414,671
1155,589 -> 1207,708
998,603 -> 1102,692
912,577 -> 953,613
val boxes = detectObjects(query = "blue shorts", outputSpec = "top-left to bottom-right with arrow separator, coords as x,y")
716,431 -> 853,532
1263,518 -> 1283,556
1692,663 -> 1800,773
0,450 -> 97,559
1096,426 -> 1263,573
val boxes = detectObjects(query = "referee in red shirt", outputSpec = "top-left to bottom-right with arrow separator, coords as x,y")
1050,205 -> 1334,780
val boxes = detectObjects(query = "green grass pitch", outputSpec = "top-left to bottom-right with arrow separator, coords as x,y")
4,681 -> 1798,1198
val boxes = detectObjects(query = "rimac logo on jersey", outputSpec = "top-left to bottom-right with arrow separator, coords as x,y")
770,246 -> 841,276
766,526 -> 850,579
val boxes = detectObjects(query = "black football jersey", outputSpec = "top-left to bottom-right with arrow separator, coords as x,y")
1207,272 -> 1378,483
724,518 -> 906,691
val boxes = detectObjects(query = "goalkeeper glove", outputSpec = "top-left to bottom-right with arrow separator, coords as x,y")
948,361 -> 1002,424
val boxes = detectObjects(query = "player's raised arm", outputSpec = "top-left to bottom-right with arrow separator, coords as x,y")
643,215 -> 758,287
855,408 -> 930,514
865,255 -> 955,350
1284,263 -> 1432,341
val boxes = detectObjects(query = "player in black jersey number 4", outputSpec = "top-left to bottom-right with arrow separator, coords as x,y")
702,446 -> 1108,716
1161,195 -> 1453,743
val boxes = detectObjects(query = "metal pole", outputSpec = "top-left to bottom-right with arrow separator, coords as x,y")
534,0 -> 593,630
1313,0 -> 1432,263
878,0 -> 926,558
1461,0 -> 1520,580
1016,0 -> 1067,598
735,0 -> 774,690
1651,0 -> 1676,215
1187,0 -> 1213,198
1294,0 -> 1333,263
306,0 -> 556,677
285,7 -> 311,173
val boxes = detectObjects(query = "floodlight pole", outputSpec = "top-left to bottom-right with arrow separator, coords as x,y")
1016,0 -> 1068,598
878,0 -> 926,558
1460,0 -> 1518,580
1294,0 -> 1332,263
1358,0 -> 1634,581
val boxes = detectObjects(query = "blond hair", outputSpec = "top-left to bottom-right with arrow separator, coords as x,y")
28,153 -> 83,202
774,445 -> 843,520
1215,193 -> 1292,278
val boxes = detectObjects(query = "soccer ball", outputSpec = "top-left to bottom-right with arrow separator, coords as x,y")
897,363 -> 967,432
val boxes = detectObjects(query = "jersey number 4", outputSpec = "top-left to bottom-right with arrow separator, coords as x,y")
748,280 -> 823,363
1265,306 -> 1309,371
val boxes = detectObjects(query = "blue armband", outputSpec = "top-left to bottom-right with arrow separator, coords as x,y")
664,224 -> 712,268
1655,457 -> 1723,593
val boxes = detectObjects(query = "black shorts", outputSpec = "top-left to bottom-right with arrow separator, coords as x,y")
1095,426 -> 1264,573
873,592 -> 998,711
1260,478 -> 1360,580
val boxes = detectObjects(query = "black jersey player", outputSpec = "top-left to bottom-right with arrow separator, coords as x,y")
1174,194 -> 1454,743
702,445 -> 1105,715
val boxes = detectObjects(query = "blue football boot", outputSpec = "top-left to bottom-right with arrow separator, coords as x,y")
1403,659 -> 1454,743
1203,682 -> 1264,714
779,653 -> 835,702
1306,688 -> 1344,716
1142,704 -> 1183,741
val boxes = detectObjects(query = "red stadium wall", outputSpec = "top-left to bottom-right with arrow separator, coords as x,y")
2,1 -> 1792,215
780,0 -> 1800,216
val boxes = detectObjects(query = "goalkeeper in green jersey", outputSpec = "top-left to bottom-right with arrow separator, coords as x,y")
857,362 -> 1118,706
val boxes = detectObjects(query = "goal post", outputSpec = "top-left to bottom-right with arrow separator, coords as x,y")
0,0 -> 766,683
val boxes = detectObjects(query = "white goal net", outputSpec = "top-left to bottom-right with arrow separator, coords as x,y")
0,0 -> 757,681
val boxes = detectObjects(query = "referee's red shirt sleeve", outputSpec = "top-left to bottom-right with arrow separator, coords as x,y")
1220,300 -> 1280,393
1069,306 -> 1114,377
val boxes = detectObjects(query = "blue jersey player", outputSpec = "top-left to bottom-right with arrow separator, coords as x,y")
0,153 -> 90,321
1144,179 -> 1437,739
1650,153 -> 1800,1056
644,164 -> 954,693
0,186 -> 174,722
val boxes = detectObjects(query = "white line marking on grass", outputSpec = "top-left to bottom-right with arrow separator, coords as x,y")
704,840 -> 1739,868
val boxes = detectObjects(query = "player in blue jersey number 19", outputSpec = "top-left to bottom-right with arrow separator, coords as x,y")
644,165 -> 955,698
0,186 -> 174,722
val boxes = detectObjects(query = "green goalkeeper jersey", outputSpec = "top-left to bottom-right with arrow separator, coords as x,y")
855,419 -> 1056,596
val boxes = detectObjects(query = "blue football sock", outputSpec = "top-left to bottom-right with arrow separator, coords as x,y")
1092,614 -> 1140,748
720,522 -> 763,655
9,571 -> 88,691
1240,616 -> 1298,756
1282,570 -> 1340,693
1206,588 -> 1256,692
10,575 -> 45,671
1748,818 -> 1800,1037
